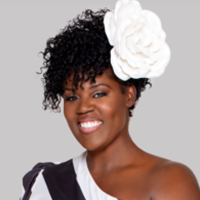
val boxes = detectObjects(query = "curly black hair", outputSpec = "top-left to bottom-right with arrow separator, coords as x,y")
37,8 -> 152,117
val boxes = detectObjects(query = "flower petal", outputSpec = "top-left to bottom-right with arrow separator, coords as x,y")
110,48 -> 130,80
115,0 -> 142,26
151,42 -> 171,72
104,11 -> 117,46
160,29 -> 166,41
149,34 -> 162,52
142,10 -> 162,37
143,52 -> 157,65
146,67 -> 165,78
141,27 -> 153,46
137,45 -> 150,57
118,55 -> 149,78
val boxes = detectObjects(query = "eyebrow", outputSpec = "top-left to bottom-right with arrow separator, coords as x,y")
64,83 -> 112,91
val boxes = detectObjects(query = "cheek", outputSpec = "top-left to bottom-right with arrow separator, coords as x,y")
96,94 -> 127,140
99,94 -> 126,119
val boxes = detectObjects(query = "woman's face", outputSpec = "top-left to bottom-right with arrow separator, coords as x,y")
63,70 -> 135,151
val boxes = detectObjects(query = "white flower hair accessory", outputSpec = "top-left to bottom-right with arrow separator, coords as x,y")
103,0 -> 171,80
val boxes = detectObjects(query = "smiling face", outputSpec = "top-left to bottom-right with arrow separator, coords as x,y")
63,68 -> 136,151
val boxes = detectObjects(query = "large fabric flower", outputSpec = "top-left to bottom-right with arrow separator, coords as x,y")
104,0 -> 171,80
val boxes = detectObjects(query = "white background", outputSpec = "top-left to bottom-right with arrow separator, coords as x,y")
0,0 -> 199,199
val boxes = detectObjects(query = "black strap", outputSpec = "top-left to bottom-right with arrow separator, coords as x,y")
22,162 -> 55,200
43,159 -> 86,200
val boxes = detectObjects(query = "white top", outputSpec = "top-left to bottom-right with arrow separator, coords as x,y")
73,151 -> 118,200
20,151 -> 119,200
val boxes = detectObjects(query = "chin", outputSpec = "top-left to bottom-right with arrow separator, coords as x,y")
80,140 -> 106,152
72,129 -> 111,152
81,143 -> 101,152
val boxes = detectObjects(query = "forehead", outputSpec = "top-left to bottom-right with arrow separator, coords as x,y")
64,69 -> 119,89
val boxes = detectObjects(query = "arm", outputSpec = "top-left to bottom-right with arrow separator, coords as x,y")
153,162 -> 200,200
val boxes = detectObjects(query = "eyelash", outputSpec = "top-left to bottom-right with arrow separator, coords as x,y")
65,92 -> 107,102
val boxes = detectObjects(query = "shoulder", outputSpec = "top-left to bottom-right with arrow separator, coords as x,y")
151,160 -> 200,200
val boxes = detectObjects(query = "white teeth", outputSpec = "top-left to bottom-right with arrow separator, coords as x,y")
80,121 -> 102,128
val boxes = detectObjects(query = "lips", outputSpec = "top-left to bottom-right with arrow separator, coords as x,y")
78,117 -> 102,124
78,121 -> 103,134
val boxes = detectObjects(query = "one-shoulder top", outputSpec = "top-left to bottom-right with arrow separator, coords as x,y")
20,151 -> 121,200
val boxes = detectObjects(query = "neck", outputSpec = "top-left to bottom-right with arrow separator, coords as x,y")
86,129 -> 145,173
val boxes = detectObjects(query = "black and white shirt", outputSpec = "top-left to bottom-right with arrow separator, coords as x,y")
20,151 -> 120,200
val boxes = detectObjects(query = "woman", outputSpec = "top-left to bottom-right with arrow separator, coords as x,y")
20,0 -> 200,200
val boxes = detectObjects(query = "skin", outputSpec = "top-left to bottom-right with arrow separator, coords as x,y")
63,68 -> 200,200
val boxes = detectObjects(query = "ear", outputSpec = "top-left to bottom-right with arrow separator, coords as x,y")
125,85 -> 137,108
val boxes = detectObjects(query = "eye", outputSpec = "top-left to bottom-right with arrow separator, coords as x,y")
65,95 -> 78,102
93,92 -> 107,98
65,92 -> 107,102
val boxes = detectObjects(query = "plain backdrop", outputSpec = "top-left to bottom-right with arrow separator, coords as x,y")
0,0 -> 199,199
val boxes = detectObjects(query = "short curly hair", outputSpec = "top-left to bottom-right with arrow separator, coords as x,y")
37,8 -> 152,117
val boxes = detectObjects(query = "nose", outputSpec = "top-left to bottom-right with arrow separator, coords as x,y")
76,96 -> 95,114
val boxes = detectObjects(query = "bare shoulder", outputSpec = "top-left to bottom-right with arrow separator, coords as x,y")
150,158 -> 200,200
